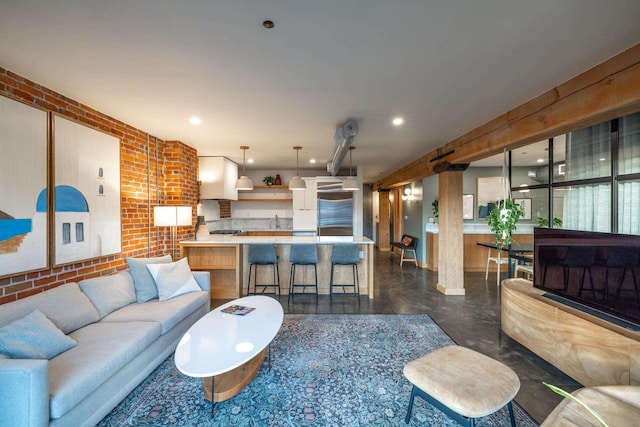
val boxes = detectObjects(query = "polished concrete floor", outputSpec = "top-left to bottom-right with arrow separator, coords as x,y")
213,249 -> 582,425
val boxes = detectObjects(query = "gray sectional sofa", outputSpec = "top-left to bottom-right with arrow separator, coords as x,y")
0,266 -> 210,427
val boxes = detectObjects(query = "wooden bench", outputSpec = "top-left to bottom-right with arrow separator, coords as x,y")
391,234 -> 418,266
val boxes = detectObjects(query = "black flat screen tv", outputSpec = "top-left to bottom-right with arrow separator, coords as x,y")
533,227 -> 640,327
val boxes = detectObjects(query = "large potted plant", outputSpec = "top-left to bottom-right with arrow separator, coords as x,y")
486,150 -> 524,250
487,198 -> 524,249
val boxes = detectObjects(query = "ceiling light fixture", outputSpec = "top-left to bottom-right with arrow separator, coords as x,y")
309,159 -> 316,164
235,146 -> 254,190
263,20 -> 274,29
393,117 -> 404,126
289,146 -> 306,190
189,116 -> 201,125
536,158 -> 545,163
342,146 -> 359,191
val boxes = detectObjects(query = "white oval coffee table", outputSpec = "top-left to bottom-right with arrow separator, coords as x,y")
175,295 -> 283,407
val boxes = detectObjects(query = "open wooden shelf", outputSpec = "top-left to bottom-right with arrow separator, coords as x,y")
252,185 -> 289,189
236,198 -> 292,202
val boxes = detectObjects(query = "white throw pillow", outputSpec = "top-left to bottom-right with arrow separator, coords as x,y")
146,258 -> 201,301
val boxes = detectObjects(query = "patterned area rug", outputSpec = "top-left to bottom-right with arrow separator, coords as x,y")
98,314 -> 537,426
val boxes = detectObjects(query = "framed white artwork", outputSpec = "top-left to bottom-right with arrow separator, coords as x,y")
0,95 -> 49,277
53,116 -> 121,266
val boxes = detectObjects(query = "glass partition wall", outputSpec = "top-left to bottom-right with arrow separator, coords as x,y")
509,111 -> 640,234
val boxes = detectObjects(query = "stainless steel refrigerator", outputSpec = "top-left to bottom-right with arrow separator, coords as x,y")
317,193 -> 353,236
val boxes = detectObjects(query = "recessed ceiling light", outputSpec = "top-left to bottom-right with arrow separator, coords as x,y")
309,159 -> 316,164
263,20 -> 274,29
189,116 -> 201,125
247,158 -> 254,164
599,157 -> 606,161
392,117 -> 404,126
536,158 -> 545,163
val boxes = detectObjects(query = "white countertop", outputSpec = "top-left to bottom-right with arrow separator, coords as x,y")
181,235 -> 375,245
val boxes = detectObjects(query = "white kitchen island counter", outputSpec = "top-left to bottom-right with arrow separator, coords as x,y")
180,236 -> 375,299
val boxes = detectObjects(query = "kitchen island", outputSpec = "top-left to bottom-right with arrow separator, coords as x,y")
180,236 -> 375,300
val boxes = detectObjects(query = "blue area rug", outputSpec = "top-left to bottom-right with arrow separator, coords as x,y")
98,314 -> 537,426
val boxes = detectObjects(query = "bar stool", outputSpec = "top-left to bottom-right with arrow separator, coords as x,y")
247,244 -> 280,297
330,244 -> 360,303
288,244 -> 318,304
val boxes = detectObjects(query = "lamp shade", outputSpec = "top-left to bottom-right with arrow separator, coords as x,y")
154,206 -> 192,226
342,176 -> 359,191
289,176 -> 306,190
235,175 -> 254,190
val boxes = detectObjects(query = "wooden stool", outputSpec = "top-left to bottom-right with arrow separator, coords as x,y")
403,345 -> 520,426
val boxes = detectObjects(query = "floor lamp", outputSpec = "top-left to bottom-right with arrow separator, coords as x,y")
154,206 -> 192,261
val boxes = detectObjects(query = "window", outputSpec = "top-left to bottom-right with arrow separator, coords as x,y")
558,184 -> 611,233
510,111 -> 640,234
62,223 -> 71,244
619,180 -> 640,235
554,123 -> 611,182
75,223 -> 84,242
619,112 -> 640,176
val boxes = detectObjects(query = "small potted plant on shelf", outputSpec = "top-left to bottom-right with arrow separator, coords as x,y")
262,176 -> 275,186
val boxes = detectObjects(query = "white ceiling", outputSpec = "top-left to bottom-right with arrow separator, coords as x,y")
1,1 -> 639,182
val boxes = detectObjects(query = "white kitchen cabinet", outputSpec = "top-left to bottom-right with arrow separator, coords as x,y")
292,178 -> 317,210
293,209 -> 317,231
199,157 -> 238,200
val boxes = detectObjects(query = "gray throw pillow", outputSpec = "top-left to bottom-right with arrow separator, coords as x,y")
0,310 -> 77,359
126,255 -> 173,302
79,271 -> 136,318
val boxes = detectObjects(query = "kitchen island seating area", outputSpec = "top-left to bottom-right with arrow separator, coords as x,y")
180,236 -> 374,300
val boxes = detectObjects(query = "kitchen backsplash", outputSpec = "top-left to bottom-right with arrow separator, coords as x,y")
205,217 -> 293,231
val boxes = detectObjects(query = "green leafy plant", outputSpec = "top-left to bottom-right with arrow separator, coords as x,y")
486,198 -> 524,250
432,198 -> 439,218
543,383 -> 608,427
262,176 -> 275,186
537,217 -> 563,228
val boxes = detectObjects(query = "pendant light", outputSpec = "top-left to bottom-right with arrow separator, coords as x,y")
235,146 -> 254,190
342,146 -> 359,191
289,146 -> 306,190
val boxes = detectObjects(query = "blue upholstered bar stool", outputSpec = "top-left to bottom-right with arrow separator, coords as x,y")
288,244 -> 319,304
247,244 -> 280,297
329,244 -> 360,303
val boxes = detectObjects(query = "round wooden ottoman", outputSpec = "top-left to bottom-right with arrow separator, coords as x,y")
403,345 -> 520,426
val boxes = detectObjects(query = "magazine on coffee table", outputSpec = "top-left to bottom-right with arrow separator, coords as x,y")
221,304 -> 256,316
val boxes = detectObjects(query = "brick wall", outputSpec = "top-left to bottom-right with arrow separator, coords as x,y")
0,67 -> 198,304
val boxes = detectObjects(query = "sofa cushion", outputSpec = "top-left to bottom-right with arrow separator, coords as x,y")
79,271 -> 136,318
126,255 -> 172,303
0,310 -> 77,359
146,257 -> 201,301
0,283 -> 99,334
100,291 -> 208,335
48,320 -> 161,419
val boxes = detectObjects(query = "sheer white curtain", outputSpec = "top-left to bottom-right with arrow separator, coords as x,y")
562,123 -> 611,232
618,113 -> 640,234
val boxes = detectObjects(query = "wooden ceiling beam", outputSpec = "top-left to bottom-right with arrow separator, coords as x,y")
375,43 -> 640,190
